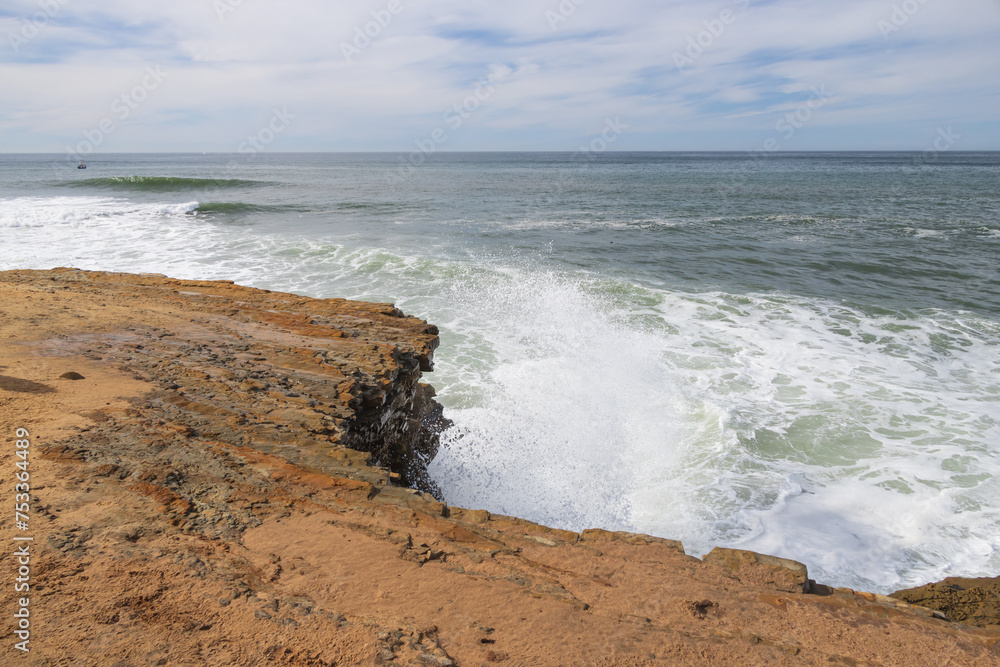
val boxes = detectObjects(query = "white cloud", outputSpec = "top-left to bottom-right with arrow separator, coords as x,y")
1,0 -> 998,151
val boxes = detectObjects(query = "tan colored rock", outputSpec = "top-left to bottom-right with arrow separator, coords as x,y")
1,269 -> 997,666
581,527 -> 684,551
703,547 -> 810,594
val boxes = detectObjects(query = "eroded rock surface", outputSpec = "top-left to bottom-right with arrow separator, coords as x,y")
1,269 -> 997,666
891,577 -> 1000,629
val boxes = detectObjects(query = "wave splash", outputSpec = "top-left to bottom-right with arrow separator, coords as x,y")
2,196 -> 998,594
425,264 -> 1000,593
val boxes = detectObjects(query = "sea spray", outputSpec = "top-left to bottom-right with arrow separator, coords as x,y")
2,152 -> 998,595
426,263 -> 999,592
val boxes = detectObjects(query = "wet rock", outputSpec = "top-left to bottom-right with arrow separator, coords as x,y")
890,576 -> 1000,627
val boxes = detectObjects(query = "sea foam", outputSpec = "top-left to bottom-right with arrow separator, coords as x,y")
0,196 -> 198,228
3,194 -> 998,594
426,264 -> 1000,593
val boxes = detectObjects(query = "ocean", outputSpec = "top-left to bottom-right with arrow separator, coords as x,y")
1,151 -> 998,593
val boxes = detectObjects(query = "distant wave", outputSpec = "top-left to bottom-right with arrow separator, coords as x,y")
194,202 -> 308,215
336,202 -> 415,212
62,176 -> 270,191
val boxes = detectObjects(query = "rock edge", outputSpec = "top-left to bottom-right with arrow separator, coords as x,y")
1,269 -> 996,666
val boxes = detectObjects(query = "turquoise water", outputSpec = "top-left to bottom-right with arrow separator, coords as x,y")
2,152 -> 998,592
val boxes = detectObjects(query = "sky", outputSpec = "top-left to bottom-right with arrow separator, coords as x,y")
1,0 -> 998,153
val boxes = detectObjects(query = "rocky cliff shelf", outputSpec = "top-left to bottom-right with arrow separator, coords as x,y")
1,268 -> 997,666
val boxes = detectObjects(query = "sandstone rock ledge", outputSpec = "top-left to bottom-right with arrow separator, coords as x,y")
0,269 -> 997,666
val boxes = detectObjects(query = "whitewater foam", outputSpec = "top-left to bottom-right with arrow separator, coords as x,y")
494,218 -> 683,231
908,227 -> 948,239
0,196 -> 198,228
2,193 -> 998,594
427,268 -> 1000,593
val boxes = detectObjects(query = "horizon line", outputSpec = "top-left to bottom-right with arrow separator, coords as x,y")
4,150 -> 1000,156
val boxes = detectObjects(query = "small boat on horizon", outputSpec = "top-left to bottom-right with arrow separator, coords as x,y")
77,161 -> 87,169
